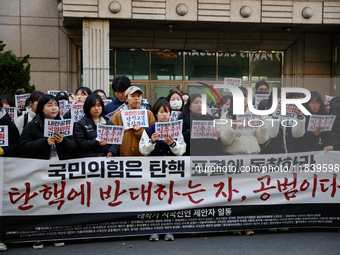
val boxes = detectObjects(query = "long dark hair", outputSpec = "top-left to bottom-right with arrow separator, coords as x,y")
180,94 -> 201,121
303,91 -> 327,115
227,87 -> 247,119
83,94 -> 104,118
75,87 -> 92,96
36,94 -> 61,120
29,91 -> 45,103
166,91 -> 184,111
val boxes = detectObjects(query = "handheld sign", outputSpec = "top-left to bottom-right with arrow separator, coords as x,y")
255,94 -> 270,109
121,109 -> 149,129
3,107 -> 17,121
15,93 -> 30,109
47,90 -> 61,97
0,126 -> 9,147
191,120 -> 218,140
155,120 -> 183,140
96,124 -> 124,144
44,119 -> 73,137
168,111 -> 181,122
223,78 -> 242,92
71,104 -> 85,123
58,100 -> 68,118
236,114 -> 262,131
307,115 -> 336,132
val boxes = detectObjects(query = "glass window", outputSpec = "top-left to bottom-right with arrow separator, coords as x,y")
154,85 -> 181,100
185,52 -> 216,80
218,53 -> 249,79
250,53 -> 281,81
151,51 -> 183,80
116,51 -> 149,80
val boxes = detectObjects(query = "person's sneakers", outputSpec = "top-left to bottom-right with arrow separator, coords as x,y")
0,243 -> 7,251
149,234 -> 159,241
164,233 -> 174,241
33,242 -> 43,249
232,231 -> 242,235
245,230 -> 254,236
54,242 -> 65,247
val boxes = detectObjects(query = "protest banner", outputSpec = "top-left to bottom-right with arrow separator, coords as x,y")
2,151 -> 340,243
96,124 -> 124,144
155,120 -> 183,140
15,94 -> 30,109
44,119 -> 73,137
307,115 -> 336,132
3,107 -> 18,121
121,109 -> 149,129
71,104 -> 85,123
0,126 -> 8,146
102,100 -> 111,106
191,120 -> 218,140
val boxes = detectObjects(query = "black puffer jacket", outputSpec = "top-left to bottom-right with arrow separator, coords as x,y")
74,115 -> 119,157
19,114 -> 77,159
0,110 -> 19,157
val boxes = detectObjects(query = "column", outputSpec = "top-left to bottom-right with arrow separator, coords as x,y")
83,19 -> 110,95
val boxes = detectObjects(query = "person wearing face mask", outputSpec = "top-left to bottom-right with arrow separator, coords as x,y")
166,91 -> 184,112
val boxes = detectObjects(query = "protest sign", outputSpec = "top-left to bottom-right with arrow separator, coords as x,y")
191,120 -> 218,140
0,126 -> 8,146
307,115 -> 336,132
96,124 -> 124,144
3,107 -> 17,121
44,119 -> 73,137
169,111 -> 181,122
121,109 -> 149,129
15,94 -> 30,109
155,120 -> 183,140
71,104 -> 85,123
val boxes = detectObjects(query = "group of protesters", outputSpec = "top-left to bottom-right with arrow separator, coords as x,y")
0,76 -> 340,249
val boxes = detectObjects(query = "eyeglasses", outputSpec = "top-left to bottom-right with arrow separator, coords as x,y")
309,102 -> 320,106
258,88 -> 269,92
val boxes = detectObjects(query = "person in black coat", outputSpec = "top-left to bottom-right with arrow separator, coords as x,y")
74,94 -> 119,157
179,94 -> 223,156
0,97 -> 19,157
295,91 -> 329,152
19,94 -> 77,160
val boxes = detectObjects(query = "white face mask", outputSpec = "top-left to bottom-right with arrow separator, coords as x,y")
170,100 -> 182,110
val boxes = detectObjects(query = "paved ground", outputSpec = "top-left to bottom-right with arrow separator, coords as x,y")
3,228 -> 340,255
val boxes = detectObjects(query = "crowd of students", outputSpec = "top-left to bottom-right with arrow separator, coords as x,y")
0,76 -> 339,249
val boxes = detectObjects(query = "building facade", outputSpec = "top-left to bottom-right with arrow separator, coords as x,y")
1,0 -> 340,102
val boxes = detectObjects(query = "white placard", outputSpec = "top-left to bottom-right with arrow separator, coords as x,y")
96,124 -> 124,144
155,120 -> 183,140
325,95 -> 334,104
307,115 -> 336,132
223,77 -> 242,92
15,93 -> 30,109
3,107 -> 17,121
47,90 -> 61,97
58,100 -> 68,118
221,107 -> 229,115
191,120 -> 218,140
169,111 -> 181,122
102,99 -> 111,106
0,126 -> 9,147
105,104 -> 125,119
44,119 -> 73,137
121,109 -> 149,129
71,104 -> 84,123
255,94 -> 270,109
273,99 -> 297,123
206,108 -> 219,116
236,114 -> 262,131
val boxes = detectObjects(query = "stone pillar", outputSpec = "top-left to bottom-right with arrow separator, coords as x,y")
83,19 -> 110,95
